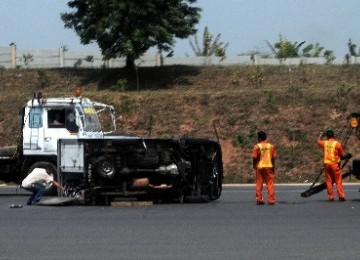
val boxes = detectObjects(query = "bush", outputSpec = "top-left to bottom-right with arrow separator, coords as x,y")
110,79 -> 128,92
37,70 -> 50,88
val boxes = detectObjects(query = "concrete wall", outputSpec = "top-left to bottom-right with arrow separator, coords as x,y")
0,45 -> 358,69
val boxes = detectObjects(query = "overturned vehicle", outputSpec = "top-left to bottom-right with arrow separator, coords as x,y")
47,92 -> 223,205
0,92 -> 223,205
59,136 -> 223,205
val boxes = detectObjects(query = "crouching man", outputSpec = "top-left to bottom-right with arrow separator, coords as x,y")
22,165 -> 65,205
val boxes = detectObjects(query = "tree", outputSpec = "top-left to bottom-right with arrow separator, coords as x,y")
189,26 -> 229,58
266,34 -> 305,60
301,43 -> 335,64
61,0 -> 201,68
302,43 -> 324,57
347,38 -> 359,57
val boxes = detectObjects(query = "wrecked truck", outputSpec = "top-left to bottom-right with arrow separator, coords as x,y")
0,92 -> 223,205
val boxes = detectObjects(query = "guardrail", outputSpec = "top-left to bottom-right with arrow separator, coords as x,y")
0,44 -> 359,69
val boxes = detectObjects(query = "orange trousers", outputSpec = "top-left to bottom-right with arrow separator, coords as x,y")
324,163 -> 345,200
255,168 -> 275,203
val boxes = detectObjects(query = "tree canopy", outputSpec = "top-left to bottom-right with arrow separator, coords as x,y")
189,27 -> 229,58
347,38 -> 360,57
266,35 -> 305,60
265,34 -> 335,64
61,0 -> 201,68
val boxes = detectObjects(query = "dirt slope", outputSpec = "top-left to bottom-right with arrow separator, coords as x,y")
0,65 -> 359,184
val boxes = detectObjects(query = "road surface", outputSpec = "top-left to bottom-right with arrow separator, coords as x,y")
0,184 -> 359,259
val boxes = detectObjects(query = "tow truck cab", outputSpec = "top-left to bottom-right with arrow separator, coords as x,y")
0,93 -> 115,183
22,96 -> 110,156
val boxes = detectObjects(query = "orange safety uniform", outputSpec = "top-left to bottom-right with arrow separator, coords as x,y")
252,141 -> 276,204
317,138 -> 346,200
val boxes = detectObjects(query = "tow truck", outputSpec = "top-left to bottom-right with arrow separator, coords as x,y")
0,92 -> 223,205
301,112 -> 360,197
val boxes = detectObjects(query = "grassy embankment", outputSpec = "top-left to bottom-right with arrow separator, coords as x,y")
0,65 -> 359,184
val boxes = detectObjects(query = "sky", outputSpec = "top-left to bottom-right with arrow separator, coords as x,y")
0,0 -> 359,58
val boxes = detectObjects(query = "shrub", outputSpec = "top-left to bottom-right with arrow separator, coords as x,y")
335,83 -> 352,112
37,70 -> 50,88
116,95 -> 136,114
252,65 -> 263,88
110,79 -> 128,92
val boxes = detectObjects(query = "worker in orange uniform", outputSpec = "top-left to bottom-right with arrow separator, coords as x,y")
317,130 -> 351,202
252,131 -> 276,205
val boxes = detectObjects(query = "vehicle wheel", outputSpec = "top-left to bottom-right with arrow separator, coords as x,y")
210,160 -> 222,200
96,158 -> 116,179
26,161 -> 57,196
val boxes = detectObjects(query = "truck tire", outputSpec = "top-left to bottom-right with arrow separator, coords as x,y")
27,161 -> 58,196
210,156 -> 223,200
96,157 -> 116,179
210,167 -> 222,200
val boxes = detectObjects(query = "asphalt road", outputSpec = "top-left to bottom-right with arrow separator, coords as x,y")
0,184 -> 360,260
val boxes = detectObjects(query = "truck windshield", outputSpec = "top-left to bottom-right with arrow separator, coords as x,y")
79,104 -> 101,132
